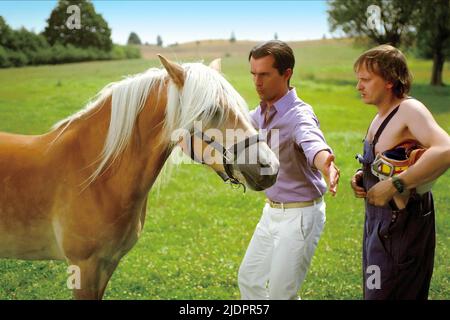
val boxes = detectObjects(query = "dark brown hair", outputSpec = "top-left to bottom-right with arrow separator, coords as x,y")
354,44 -> 412,98
249,40 -> 295,85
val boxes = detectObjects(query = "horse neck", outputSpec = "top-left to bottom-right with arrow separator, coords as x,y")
50,81 -> 171,199
124,81 -> 172,195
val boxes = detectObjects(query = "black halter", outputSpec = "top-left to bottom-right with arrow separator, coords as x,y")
189,130 -> 264,192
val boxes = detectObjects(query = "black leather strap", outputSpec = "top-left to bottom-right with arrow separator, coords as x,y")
188,130 -> 261,192
370,105 -> 400,155
227,134 -> 263,162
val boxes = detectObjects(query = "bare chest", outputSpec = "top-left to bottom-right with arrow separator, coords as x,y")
367,115 -> 414,155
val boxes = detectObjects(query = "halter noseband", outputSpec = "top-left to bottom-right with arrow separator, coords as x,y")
189,130 -> 264,192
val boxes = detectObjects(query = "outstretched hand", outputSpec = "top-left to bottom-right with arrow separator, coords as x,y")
322,153 -> 340,196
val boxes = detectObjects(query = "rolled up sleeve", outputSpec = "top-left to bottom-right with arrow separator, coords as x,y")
293,110 -> 333,168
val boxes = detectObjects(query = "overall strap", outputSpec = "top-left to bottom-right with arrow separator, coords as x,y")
369,105 -> 403,213
371,105 -> 400,155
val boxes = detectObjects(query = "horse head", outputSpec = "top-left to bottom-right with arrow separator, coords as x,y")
159,55 -> 279,191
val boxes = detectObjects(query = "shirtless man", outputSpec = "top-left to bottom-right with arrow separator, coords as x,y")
351,45 -> 450,299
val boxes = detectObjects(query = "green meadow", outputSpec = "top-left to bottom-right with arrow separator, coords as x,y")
0,39 -> 448,299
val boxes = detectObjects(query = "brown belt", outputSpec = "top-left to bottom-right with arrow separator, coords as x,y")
266,197 -> 323,209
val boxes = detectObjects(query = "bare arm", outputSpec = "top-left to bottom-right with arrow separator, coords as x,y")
367,100 -> 450,206
397,101 -> 450,188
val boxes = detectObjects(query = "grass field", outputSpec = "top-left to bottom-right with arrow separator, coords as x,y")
0,39 -> 448,299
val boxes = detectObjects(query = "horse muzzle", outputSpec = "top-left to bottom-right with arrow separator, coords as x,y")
237,163 -> 278,191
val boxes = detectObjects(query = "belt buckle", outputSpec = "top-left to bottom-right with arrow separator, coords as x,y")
268,199 -> 283,209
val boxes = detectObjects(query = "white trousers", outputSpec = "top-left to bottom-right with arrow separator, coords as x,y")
238,200 -> 326,300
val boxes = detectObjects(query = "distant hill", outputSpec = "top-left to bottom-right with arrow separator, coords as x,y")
139,38 -> 353,60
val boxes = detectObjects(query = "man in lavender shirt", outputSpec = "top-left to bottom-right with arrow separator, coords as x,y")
238,40 -> 340,300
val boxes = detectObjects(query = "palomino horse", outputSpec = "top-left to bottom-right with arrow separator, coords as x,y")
0,55 -> 279,299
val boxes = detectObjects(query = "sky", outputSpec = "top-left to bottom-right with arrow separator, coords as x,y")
0,0 -> 335,45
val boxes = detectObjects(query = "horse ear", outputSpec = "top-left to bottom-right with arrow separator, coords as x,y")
209,58 -> 221,72
158,54 -> 185,88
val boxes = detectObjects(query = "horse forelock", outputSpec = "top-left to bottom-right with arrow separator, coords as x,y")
164,62 -> 251,141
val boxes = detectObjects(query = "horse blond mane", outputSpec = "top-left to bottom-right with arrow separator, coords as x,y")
52,62 -> 251,186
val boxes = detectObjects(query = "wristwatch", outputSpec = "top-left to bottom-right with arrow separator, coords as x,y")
391,176 -> 405,194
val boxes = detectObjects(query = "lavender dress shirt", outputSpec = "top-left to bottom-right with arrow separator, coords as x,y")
249,88 -> 332,202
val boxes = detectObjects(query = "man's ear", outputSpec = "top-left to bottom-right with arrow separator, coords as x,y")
385,81 -> 394,90
158,54 -> 185,88
209,58 -> 222,72
284,68 -> 293,84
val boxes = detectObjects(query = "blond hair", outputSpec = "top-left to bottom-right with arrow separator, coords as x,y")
354,45 -> 412,98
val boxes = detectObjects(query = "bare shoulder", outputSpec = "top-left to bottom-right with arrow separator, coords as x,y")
399,98 -> 433,120
396,99 -> 437,132
399,98 -> 448,146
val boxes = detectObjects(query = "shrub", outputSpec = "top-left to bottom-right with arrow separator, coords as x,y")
6,50 -> 29,67
0,16 -> 141,68
0,46 -> 11,67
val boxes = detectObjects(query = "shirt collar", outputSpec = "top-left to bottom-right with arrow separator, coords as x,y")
260,87 -> 298,117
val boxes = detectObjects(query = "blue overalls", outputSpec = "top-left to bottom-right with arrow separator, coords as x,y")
358,106 -> 436,300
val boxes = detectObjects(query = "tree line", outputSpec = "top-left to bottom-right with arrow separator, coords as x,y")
0,0 -> 140,68
328,0 -> 449,86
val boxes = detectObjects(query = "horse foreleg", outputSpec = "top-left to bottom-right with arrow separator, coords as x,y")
69,257 -> 119,300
